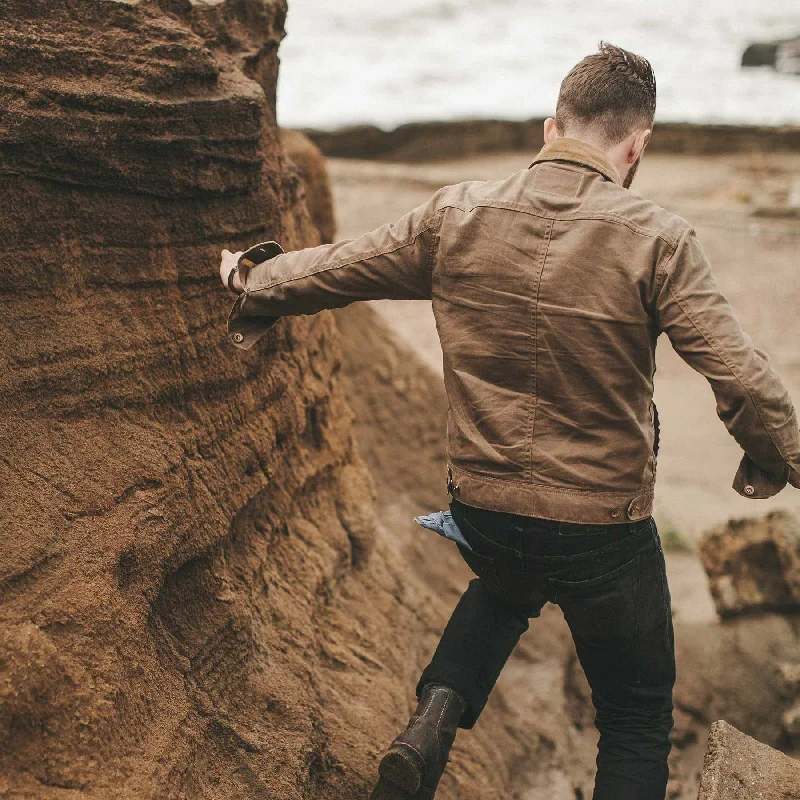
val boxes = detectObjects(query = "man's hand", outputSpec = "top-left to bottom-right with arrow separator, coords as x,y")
790,468 -> 800,489
220,249 -> 244,293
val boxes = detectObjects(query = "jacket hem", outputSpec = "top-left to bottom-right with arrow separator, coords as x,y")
447,463 -> 654,524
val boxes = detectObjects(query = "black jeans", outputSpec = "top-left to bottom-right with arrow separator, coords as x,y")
416,497 -> 676,800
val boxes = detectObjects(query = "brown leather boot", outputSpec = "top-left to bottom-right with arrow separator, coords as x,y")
372,683 -> 467,800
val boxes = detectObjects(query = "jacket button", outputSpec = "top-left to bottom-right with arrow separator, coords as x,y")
610,507 -> 620,518
233,333 -> 244,343
744,484 -> 755,496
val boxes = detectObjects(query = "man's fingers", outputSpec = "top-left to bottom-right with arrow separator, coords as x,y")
220,249 -> 242,269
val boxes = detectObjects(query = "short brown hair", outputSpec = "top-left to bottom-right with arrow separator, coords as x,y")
556,41 -> 656,144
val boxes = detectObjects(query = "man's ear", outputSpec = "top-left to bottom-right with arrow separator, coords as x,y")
543,117 -> 558,144
629,128 -> 651,163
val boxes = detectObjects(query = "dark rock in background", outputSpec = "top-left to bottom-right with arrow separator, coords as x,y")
742,41 -> 782,67
742,35 -> 800,74
699,511 -> 800,618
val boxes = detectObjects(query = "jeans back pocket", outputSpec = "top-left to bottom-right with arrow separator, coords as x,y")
551,552 -> 643,644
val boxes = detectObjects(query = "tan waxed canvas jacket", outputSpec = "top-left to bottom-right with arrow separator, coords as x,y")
227,137 -> 800,524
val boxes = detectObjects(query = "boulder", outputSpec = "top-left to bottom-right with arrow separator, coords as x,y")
697,720 -> 800,799
741,41 -> 781,68
741,36 -> 800,74
698,511 -> 800,618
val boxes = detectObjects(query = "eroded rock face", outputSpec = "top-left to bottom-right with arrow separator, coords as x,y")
697,720 -> 800,799
699,511 -> 800,618
0,1 -> 378,796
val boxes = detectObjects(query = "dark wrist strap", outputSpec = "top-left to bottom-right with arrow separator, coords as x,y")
227,265 -> 242,295
229,241 -> 284,296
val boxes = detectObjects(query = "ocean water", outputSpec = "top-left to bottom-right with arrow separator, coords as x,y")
276,0 -> 800,130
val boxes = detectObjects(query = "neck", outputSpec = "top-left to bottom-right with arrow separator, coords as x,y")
559,128 -> 613,154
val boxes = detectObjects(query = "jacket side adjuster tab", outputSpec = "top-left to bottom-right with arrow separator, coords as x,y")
626,495 -> 649,521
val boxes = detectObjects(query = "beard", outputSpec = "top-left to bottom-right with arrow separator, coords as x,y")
623,155 -> 641,189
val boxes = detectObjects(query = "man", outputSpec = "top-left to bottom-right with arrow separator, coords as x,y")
219,42 -> 800,800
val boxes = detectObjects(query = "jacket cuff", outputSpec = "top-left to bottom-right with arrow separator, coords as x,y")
732,452 -> 789,499
226,290 -> 281,350
770,409 -> 800,467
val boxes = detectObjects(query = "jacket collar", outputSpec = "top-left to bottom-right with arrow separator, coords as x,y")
529,137 -> 621,186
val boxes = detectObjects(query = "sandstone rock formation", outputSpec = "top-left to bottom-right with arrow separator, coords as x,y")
697,720 -> 800,799
671,612 -> 800,784
699,511 -> 800,618
0,0 -> 377,795
694,511 -> 800,756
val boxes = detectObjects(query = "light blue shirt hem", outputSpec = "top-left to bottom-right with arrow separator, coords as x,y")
412,510 -> 474,551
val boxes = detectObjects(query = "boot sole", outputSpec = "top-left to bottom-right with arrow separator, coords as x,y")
378,743 -> 425,794
369,776 -> 416,800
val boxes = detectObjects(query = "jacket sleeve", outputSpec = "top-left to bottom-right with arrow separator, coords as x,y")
654,227 -> 800,497
226,190 -> 446,350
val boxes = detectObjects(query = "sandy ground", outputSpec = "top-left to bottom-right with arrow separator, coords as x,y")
328,150 -> 800,556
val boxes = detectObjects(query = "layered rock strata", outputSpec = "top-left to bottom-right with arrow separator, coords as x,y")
0,1 -> 378,796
